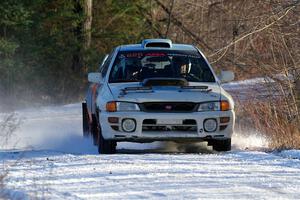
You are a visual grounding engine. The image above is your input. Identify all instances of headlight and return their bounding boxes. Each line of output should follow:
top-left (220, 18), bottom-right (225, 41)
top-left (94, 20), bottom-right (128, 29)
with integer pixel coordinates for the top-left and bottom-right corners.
top-left (106, 101), bottom-right (140, 112)
top-left (198, 102), bottom-right (220, 111)
top-left (198, 101), bottom-right (231, 111)
top-left (117, 102), bottom-right (140, 111)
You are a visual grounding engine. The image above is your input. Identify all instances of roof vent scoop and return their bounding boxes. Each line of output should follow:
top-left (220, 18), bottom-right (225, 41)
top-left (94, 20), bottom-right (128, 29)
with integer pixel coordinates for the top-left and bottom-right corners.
top-left (142, 39), bottom-right (172, 48)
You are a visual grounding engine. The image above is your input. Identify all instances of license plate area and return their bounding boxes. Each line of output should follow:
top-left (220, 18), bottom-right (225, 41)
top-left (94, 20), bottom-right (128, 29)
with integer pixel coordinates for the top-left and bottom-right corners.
top-left (157, 119), bottom-right (183, 125)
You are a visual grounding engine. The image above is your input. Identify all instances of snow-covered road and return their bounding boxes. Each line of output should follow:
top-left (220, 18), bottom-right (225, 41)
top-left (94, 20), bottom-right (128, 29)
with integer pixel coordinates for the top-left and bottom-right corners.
top-left (1, 102), bottom-right (300, 199)
top-left (2, 150), bottom-right (300, 199)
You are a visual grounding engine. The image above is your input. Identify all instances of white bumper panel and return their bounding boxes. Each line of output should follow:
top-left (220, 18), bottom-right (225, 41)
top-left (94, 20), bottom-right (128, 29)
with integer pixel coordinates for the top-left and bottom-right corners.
top-left (99, 111), bottom-right (235, 141)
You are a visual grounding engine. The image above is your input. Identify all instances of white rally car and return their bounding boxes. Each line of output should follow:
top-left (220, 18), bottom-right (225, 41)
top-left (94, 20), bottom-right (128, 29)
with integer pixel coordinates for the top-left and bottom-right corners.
top-left (82, 39), bottom-right (235, 154)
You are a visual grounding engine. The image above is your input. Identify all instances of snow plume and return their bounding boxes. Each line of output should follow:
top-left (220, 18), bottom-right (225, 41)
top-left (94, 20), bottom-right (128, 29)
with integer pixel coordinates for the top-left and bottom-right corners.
top-left (0, 104), bottom-right (97, 154)
top-left (232, 131), bottom-right (269, 150)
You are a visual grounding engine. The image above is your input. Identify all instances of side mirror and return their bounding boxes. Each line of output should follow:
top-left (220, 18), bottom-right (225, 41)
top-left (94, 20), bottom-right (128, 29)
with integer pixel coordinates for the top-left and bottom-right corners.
top-left (219, 70), bottom-right (234, 83)
top-left (88, 73), bottom-right (103, 83)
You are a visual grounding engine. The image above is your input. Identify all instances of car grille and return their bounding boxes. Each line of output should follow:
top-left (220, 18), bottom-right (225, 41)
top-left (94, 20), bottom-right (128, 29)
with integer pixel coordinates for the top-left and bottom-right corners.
top-left (140, 102), bottom-right (197, 112)
top-left (142, 119), bottom-right (197, 133)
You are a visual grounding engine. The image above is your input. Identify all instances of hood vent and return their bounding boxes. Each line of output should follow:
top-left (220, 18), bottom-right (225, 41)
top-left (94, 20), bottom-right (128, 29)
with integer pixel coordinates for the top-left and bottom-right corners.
top-left (142, 39), bottom-right (172, 48)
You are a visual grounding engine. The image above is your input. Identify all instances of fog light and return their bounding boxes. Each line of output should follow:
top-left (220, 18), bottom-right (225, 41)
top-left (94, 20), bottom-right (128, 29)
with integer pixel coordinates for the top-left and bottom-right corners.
top-left (122, 119), bottom-right (136, 132)
top-left (204, 119), bottom-right (217, 132)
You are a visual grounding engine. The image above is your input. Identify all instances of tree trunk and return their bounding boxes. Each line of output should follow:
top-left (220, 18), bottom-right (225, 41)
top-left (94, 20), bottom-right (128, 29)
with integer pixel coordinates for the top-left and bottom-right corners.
top-left (83, 0), bottom-right (92, 49)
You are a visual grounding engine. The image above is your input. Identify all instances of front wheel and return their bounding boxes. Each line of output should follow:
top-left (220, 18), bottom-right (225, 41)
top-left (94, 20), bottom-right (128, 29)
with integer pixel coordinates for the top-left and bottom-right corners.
top-left (209, 139), bottom-right (231, 152)
top-left (96, 121), bottom-right (116, 154)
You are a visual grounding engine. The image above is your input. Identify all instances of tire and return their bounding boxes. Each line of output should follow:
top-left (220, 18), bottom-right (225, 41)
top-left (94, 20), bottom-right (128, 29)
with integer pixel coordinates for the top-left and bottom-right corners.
top-left (93, 118), bottom-right (116, 154)
top-left (98, 129), bottom-right (117, 154)
top-left (82, 102), bottom-right (90, 138)
top-left (210, 139), bottom-right (231, 152)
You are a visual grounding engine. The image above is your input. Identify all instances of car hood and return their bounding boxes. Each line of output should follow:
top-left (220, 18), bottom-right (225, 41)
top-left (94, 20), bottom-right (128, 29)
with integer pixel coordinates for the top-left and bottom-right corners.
top-left (108, 82), bottom-right (221, 103)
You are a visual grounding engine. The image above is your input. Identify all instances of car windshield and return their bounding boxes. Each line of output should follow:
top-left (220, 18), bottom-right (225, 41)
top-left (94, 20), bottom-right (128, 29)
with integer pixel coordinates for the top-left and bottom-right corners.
top-left (109, 50), bottom-right (215, 83)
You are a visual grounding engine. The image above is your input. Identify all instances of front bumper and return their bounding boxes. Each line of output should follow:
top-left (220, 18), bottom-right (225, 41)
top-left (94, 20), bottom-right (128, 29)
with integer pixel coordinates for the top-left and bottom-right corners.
top-left (99, 110), bottom-right (235, 142)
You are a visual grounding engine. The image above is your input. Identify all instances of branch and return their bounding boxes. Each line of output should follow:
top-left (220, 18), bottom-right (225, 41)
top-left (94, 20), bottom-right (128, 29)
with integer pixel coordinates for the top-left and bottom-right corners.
top-left (153, 0), bottom-right (213, 51)
top-left (164, 0), bottom-right (175, 38)
top-left (209, 5), bottom-right (296, 58)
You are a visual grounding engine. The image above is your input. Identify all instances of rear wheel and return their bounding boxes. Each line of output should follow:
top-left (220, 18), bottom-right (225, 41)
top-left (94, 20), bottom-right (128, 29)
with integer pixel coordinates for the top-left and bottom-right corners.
top-left (82, 102), bottom-right (90, 138)
top-left (210, 139), bottom-right (231, 152)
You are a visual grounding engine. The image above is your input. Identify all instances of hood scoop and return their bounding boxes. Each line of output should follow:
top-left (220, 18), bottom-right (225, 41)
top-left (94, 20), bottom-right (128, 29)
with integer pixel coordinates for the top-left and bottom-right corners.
top-left (142, 78), bottom-right (188, 87)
